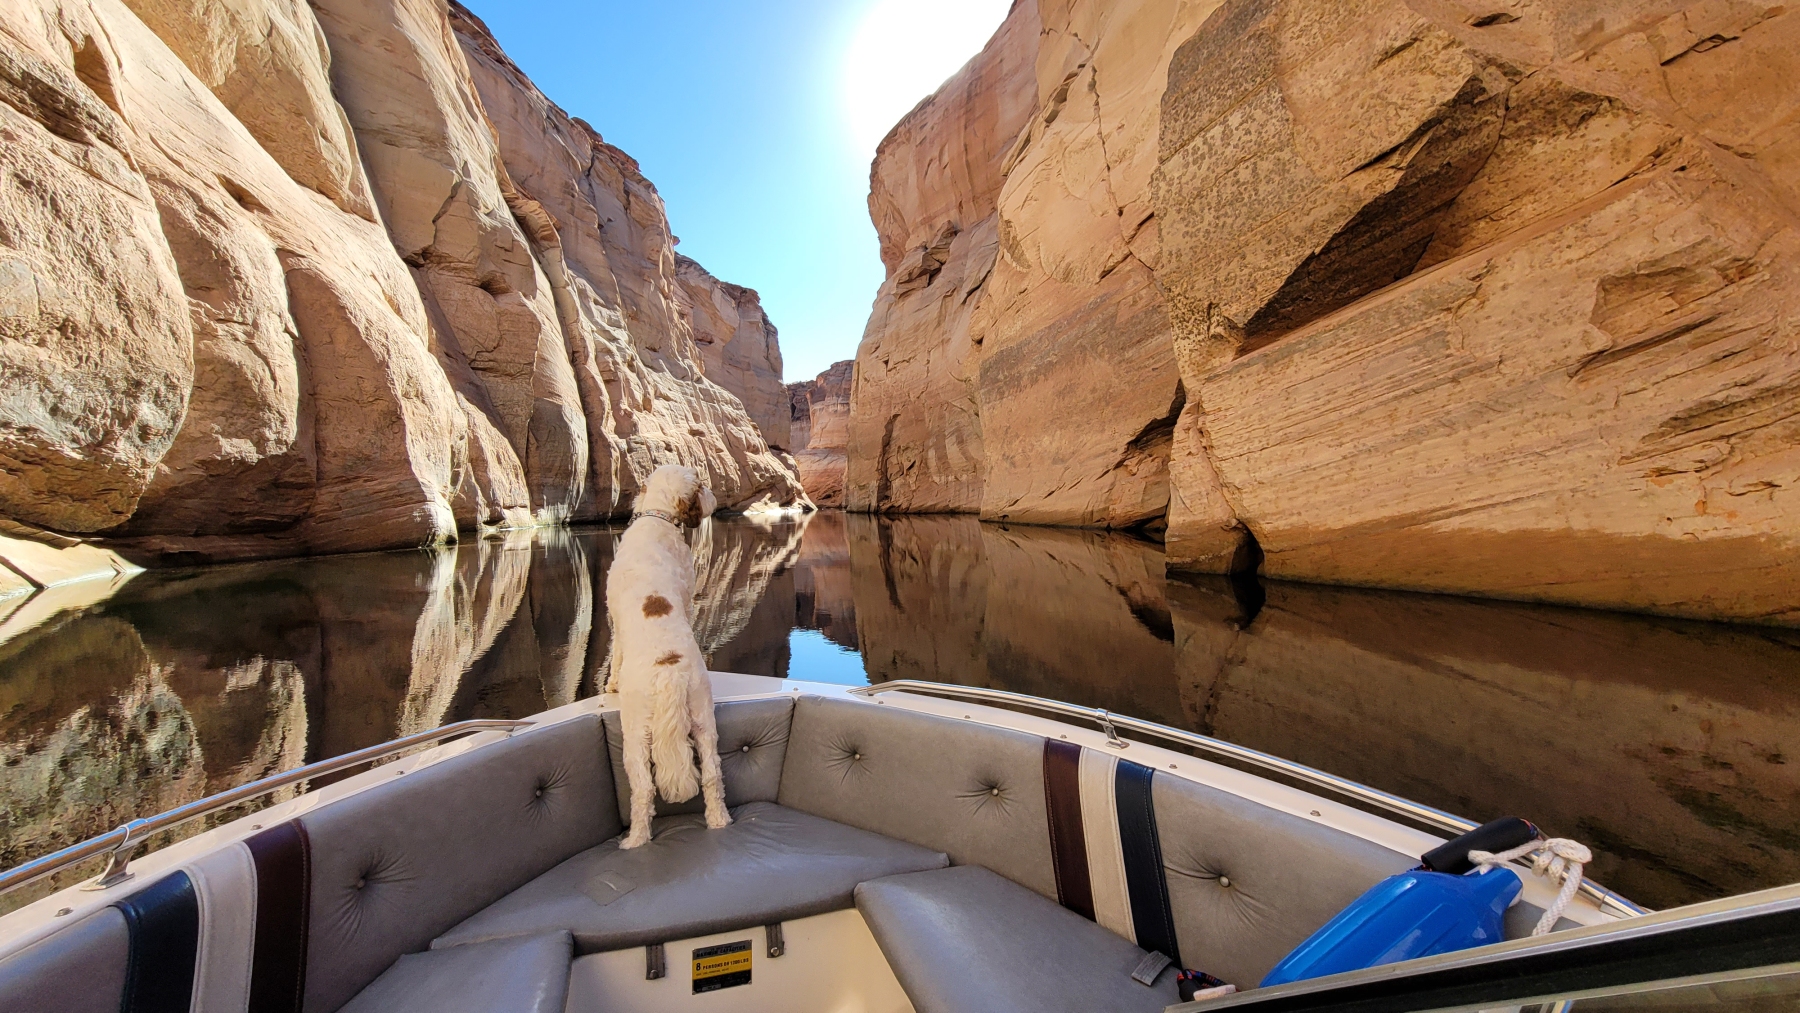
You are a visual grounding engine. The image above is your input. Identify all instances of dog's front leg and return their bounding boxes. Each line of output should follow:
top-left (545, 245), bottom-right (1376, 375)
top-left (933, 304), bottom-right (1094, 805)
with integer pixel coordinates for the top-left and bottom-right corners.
top-left (620, 723), bottom-right (657, 849)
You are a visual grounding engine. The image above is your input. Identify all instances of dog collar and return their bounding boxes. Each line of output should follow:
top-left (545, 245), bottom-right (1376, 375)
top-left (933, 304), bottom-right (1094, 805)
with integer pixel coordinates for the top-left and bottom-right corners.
top-left (633, 509), bottom-right (684, 528)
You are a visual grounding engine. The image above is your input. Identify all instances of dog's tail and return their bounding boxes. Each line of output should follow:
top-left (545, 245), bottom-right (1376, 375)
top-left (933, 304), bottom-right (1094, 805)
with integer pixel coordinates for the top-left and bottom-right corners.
top-left (649, 668), bottom-right (701, 803)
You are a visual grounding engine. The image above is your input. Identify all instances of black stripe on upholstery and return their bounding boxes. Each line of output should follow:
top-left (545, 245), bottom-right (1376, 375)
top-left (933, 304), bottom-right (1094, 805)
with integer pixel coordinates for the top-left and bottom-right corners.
top-left (1115, 759), bottom-right (1181, 966)
top-left (247, 821), bottom-right (311, 1013)
top-left (115, 870), bottom-right (200, 1013)
top-left (1043, 739), bottom-right (1094, 920)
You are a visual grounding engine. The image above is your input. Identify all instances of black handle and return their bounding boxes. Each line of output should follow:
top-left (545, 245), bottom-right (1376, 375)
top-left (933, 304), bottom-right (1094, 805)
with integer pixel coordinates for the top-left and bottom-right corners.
top-left (1420, 817), bottom-right (1541, 875)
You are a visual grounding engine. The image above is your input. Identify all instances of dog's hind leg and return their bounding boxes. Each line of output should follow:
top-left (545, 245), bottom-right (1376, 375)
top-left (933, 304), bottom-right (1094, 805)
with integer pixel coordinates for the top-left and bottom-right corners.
top-left (603, 621), bottom-right (622, 695)
top-left (621, 721), bottom-right (657, 849)
top-left (691, 680), bottom-right (732, 830)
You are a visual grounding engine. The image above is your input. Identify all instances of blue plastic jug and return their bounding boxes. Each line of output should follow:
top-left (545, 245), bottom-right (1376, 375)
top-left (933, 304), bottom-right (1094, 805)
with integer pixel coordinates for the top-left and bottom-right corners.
top-left (1260, 866), bottom-right (1522, 987)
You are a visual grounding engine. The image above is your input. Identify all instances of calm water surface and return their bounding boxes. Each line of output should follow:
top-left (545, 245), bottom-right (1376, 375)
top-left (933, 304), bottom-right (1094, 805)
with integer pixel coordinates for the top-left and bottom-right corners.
top-left (3, 512), bottom-right (1798, 914)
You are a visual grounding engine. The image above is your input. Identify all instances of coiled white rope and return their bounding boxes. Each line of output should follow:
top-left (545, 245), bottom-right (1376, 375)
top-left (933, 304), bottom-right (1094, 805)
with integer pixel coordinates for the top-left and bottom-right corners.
top-left (1469, 838), bottom-right (1593, 936)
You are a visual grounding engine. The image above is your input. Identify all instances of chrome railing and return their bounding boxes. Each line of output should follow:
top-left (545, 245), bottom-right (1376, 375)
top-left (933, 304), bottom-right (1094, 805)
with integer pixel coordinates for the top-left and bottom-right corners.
top-left (0, 718), bottom-right (534, 899)
top-left (849, 680), bottom-right (1649, 917)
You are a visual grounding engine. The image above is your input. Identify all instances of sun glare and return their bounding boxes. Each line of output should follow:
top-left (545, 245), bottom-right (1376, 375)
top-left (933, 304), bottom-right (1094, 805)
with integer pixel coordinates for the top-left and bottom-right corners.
top-left (842, 0), bottom-right (1013, 158)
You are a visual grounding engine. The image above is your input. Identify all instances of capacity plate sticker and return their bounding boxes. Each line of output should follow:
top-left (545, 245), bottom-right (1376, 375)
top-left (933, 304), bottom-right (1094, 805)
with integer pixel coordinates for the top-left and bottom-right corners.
top-left (692, 940), bottom-right (753, 993)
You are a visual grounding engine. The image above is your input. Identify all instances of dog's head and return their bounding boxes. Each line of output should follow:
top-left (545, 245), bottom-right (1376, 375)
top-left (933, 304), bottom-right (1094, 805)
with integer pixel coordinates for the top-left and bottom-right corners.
top-left (639, 464), bottom-right (717, 527)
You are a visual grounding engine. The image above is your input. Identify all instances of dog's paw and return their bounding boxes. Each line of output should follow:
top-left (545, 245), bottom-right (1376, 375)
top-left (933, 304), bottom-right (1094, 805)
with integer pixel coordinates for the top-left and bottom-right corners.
top-left (705, 811), bottom-right (733, 830)
top-left (620, 828), bottom-right (652, 850)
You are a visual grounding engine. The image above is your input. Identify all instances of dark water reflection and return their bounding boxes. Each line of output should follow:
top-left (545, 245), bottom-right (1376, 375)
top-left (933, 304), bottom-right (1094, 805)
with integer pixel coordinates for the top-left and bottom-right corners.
top-left (3, 513), bottom-right (1798, 914)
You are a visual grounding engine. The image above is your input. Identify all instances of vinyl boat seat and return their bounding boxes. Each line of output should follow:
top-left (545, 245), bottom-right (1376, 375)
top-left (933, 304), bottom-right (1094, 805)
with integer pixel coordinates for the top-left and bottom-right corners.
top-left (432, 800), bottom-right (949, 954)
top-left (337, 931), bottom-right (573, 1013)
top-left (0, 692), bottom-right (1424, 1013)
top-left (856, 865), bottom-right (1181, 1013)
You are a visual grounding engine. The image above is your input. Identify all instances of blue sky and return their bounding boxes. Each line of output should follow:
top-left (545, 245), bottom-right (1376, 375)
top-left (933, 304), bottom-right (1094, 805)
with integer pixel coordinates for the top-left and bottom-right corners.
top-left (459, 0), bottom-right (1012, 383)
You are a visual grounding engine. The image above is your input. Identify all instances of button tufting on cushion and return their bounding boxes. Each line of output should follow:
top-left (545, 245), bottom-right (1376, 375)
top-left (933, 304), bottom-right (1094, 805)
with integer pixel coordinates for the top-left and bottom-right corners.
top-left (1152, 768), bottom-right (1414, 987)
top-left (778, 695), bottom-right (1056, 900)
top-left (298, 715), bottom-right (615, 1013)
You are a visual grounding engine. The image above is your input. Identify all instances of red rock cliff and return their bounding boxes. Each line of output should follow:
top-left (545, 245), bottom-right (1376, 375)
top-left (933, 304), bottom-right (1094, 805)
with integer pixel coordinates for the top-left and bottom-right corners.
top-left (789, 360), bottom-right (853, 506)
top-left (0, 0), bottom-right (804, 573)
top-left (851, 0), bottom-right (1800, 625)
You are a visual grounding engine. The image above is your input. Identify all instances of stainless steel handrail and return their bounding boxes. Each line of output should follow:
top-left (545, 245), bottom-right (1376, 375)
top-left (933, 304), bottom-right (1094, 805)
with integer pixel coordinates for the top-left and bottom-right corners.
top-left (850, 680), bottom-right (1649, 917)
top-left (0, 718), bottom-right (534, 899)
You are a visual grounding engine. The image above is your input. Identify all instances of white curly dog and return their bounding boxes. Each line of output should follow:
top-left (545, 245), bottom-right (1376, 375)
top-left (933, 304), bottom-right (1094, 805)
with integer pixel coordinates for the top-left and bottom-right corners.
top-left (605, 464), bottom-right (728, 849)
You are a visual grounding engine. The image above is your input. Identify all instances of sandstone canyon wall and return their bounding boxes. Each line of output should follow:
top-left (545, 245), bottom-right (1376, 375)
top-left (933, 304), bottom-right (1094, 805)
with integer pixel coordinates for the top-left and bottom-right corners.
top-left (675, 254), bottom-right (792, 451)
top-left (0, 0), bottom-right (802, 577)
top-left (788, 360), bottom-right (852, 506)
top-left (851, 0), bottom-right (1800, 625)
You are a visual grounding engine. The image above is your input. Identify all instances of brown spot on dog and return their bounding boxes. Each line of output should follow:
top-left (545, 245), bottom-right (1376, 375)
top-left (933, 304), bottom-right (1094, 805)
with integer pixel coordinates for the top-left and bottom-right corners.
top-left (676, 493), bottom-right (702, 527)
top-left (655, 651), bottom-right (683, 666)
top-left (642, 594), bottom-right (674, 618)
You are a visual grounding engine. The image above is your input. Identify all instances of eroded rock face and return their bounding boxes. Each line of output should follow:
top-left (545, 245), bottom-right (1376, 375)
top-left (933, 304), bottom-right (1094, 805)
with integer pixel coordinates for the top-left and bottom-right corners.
top-left (0, 0), bottom-right (801, 565)
top-left (1157, 0), bottom-right (1800, 623)
top-left (856, 0), bottom-right (1800, 623)
top-left (451, 4), bottom-right (805, 518)
top-left (846, 3), bottom-right (1041, 514)
top-left (788, 360), bottom-right (852, 506)
top-left (849, 0), bottom-right (1218, 529)
top-left (676, 256), bottom-right (791, 451)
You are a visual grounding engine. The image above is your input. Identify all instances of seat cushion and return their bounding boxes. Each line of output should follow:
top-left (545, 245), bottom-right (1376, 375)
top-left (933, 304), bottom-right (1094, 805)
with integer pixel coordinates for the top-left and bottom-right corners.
top-left (433, 801), bottom-right (949, 953)
top-left (856, 865), bottom-right (1180, 1013)
top-left (299, 714), bottom-right (617, 1013)
top-left (778, 694), bottom-right (1057, 900)
top-left (337, 931), bottom-right (572, 1013)
top-left (0, 907), bottom-right (129, 1013)
top-left (1152, 771), bottom-right (1415, 986)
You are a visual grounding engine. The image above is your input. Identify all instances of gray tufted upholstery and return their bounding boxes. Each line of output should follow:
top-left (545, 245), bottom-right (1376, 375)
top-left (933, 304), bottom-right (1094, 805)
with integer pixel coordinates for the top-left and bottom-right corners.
top-left (433, 800), bottom-right (947, 953)
top-left (0, 907), bottom-right (129, 1013)
top-left (336, 931), bottom-right (573, 1013)
top-left (300, 715), bottom-right (617, 1013)
top-left (602, 696), bottom-right (793, 823)
top-left (1152, 772), bottom-right (1415, 987)
top-left (856, 865), bottom-right (1179, 1013)
top-left (778, 695), bottom-right (1057, 899)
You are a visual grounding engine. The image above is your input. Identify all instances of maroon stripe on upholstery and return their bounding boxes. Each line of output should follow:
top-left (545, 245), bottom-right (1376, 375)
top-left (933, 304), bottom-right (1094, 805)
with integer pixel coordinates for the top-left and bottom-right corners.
top-left (246, 821), bottom-right (310, 1013)
top-left (1043, 738), bottom-right (1094, 920)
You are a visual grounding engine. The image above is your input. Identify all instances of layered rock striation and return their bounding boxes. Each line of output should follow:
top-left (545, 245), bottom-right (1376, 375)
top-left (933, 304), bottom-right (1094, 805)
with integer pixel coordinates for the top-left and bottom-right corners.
top-left (851, 0), bottom-right (1800, 624)
top-left (675, 255), bottom-right (791, 451)
top-left (0, 0), bottom-right (802, 570)
top-left (788, 360), bottom-right (853, 506)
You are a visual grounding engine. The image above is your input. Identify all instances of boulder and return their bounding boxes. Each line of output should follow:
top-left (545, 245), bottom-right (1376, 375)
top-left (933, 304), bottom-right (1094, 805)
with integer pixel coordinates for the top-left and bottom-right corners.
top-left (0, 533), bottom-right (138, 589)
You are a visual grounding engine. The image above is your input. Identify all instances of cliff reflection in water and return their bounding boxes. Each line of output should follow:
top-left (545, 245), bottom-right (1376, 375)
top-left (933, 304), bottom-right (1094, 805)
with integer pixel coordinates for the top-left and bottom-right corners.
top-left (3, 513), bottom-right (1799, 914)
